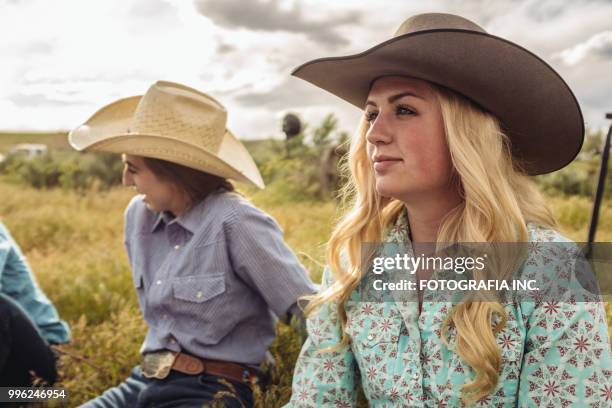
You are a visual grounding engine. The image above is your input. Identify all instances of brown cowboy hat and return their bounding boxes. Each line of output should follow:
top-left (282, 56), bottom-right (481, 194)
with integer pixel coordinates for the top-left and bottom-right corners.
top-left (292, 13), bottom-right (584, 175)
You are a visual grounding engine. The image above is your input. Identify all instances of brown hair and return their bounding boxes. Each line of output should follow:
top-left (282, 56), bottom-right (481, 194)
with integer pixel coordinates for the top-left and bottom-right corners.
top-left (142, 157), bottom-right (235, 209)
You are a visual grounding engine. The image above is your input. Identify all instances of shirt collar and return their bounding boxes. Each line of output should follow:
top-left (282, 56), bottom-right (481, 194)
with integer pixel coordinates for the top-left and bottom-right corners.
top-left (149, 192), bottom-right (216, 234)
top-left (176, 197), bottom-right (208, 233)
top-left (150, 211), bottom-right (175, 233)
top-left (385, 206), bottom-right (412, 244)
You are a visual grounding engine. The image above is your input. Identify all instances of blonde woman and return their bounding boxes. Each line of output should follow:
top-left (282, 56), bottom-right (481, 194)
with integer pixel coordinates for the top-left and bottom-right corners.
top-left (285, 13), bottom-right (612, 407)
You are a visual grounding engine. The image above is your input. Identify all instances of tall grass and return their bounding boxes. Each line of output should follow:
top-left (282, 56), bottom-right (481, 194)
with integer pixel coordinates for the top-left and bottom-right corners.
top-left (0, 181), bottom-right (610, 407)
top-left (0, 181), bottom-right (337, 406)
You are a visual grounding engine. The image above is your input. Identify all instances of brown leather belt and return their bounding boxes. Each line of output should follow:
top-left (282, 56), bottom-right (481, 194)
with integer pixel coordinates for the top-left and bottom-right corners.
top-left (141, 350), bottom-right (260, 386)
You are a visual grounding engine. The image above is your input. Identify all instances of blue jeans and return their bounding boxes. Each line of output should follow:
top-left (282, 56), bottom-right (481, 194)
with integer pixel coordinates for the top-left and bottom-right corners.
top-left (79, 365), bottom-right (253, 408)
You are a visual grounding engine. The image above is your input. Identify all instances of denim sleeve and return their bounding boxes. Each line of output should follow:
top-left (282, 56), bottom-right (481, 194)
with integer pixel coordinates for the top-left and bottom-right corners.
top-left (285, 267), bottom-right (358, 407)
top-left (0, 222), bottom-right (12, 289)
top-left (0, 241), bottom-right (8, 291)
top-left (0, 222), bottom-right (70, 344)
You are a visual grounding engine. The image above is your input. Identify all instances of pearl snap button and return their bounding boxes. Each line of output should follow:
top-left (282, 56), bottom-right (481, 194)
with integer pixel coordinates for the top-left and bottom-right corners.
top-left (196, 291), bottom-right (203, 299)
top-left (367, 333), bottom-right (375, 340)
top-left (156, 280), bottom-right (162, 285)
top-left (174, 245), bottom-right (180, 250)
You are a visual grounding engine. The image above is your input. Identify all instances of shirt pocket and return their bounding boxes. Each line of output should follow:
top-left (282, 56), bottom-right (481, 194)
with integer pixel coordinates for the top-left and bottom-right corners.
top-left (345, 304), bottom-right (403, 387)
top-left (172, 274), bottom-right (225, 303)
top-left (170, 274), bottom-right (232, 345)
top-left (359, 318), bottom-right (401, 347)
top-left (346, 304), bottom-right (402, 347)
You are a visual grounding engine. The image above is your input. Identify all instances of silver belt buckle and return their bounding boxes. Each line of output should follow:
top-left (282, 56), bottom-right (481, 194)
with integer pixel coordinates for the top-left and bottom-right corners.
top-left (141, 350), bottom-right (178, 379)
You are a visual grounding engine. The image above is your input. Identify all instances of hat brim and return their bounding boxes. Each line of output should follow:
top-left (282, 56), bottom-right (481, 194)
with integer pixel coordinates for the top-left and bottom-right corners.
top-left (292, 29), bottom-right (584, 175)
top-left (68, 96), bottom-right (265, 189)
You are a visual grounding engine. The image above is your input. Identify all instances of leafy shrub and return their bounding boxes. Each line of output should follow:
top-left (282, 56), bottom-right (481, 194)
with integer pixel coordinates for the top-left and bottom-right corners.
top-left (534, 150), bottom-right (611, 199)
top-left (0, 151), bottom-right (123, 190)
top-left (255, 114), bottom-right (349, 203)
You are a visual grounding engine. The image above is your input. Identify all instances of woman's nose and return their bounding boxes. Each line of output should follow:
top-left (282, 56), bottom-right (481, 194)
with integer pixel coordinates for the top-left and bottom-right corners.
top-left (365, 113), bottom-right (393, 145)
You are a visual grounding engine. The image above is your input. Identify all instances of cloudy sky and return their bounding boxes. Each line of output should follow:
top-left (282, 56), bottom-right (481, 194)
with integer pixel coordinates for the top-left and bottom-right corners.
top-left (1, 0), bottom-right (611, 139)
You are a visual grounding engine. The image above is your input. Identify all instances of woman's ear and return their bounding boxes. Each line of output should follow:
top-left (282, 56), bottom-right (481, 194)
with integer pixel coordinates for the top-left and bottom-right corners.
top-left (173, 186), bottom-right (192, 213)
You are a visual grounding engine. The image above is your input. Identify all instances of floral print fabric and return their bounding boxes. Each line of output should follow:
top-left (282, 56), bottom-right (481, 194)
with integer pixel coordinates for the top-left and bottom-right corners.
top-left (286, 211), bottom-right (612, 407)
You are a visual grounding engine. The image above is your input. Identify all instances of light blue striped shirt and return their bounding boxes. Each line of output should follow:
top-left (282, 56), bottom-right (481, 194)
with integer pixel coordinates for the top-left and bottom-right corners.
top-left (124, 189), bottom-right (316, 365)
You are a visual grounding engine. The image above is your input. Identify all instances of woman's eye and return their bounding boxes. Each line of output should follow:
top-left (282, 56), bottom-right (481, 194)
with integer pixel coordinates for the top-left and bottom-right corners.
top-left (364, 111), bottom-right (378, 123)
top-left (397, 105), bottom-right (416, 115)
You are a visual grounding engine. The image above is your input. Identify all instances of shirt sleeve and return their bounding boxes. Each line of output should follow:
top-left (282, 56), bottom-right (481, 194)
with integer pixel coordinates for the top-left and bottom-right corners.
top-left (284, 267), bottom-right (358, 408)
top-left (227, 201), bottom-right (316, 317)
top-left (0, 241), bottom-right (8, 291)
top-left (0, 222), bottom-right (70, 344)
top-left (516, 232), bottom-right (612, 407)
top-left (517, 299), bottom-right (612, 407)
top-left (0, 222), bottom-right (13, 289)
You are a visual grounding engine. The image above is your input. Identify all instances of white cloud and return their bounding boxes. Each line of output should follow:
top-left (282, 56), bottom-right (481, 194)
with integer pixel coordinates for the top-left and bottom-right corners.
top-left (0, 0), bottom-right (610, 136)
top-left (555, 31), bottom-right (612, 65)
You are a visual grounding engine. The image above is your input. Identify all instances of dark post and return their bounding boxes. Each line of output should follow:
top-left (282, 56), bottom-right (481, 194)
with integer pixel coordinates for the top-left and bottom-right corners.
top-left (586, 113), bottom-right (612, 255)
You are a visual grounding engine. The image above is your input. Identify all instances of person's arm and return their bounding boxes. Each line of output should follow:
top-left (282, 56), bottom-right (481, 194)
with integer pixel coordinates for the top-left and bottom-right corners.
top-left (284, 267), bottom-right (358, 408)
top-left (0, 225), bottom-right (12, 290)
top-left (517, 299), bottom-right (612, 406)
top-left (516, 235), bottom-right (612, 406)
top-left (0, 223), bottom-right (69, 345)
top-left (226, 201), bottom-right (316, 318)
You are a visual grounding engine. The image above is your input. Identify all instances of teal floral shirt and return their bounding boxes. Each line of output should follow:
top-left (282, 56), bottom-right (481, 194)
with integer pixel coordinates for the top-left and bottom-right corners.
top-left (286, 212), bottom-right (612, 407)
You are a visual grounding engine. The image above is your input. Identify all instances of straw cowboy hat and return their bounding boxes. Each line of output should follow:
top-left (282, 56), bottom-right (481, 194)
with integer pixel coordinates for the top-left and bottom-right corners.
top-left (292, 13), bottom-right (584, 175)
top-left (69, 81), bottom-right (265, 189)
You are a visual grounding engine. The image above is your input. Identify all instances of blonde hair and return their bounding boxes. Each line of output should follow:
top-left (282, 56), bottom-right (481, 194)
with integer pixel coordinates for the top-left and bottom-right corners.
top-left (304, 82), bottom-right (558, 405)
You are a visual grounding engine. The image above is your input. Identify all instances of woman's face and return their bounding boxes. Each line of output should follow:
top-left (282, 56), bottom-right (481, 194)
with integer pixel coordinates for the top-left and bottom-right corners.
top-left (365, 76), bottom-right (455, 202)
top-left (122, 154), bottom-right (180, 214)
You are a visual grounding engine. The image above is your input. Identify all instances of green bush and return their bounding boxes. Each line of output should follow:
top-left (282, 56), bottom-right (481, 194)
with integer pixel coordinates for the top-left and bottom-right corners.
top-left (534, 155), bottom-right (611, 199)
top-left (4, 122), bottom-right (609, 201)
top-left (0, 151), bottom-right (123, 190)
top-left (256, 114), bottom-right (349, 203)
top-left (533, 127), bottom-right (611, 199)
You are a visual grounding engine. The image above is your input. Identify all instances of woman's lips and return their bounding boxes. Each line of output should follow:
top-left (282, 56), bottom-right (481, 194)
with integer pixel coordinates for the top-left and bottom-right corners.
top-left (374, 159), bottom-right (402, 172)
